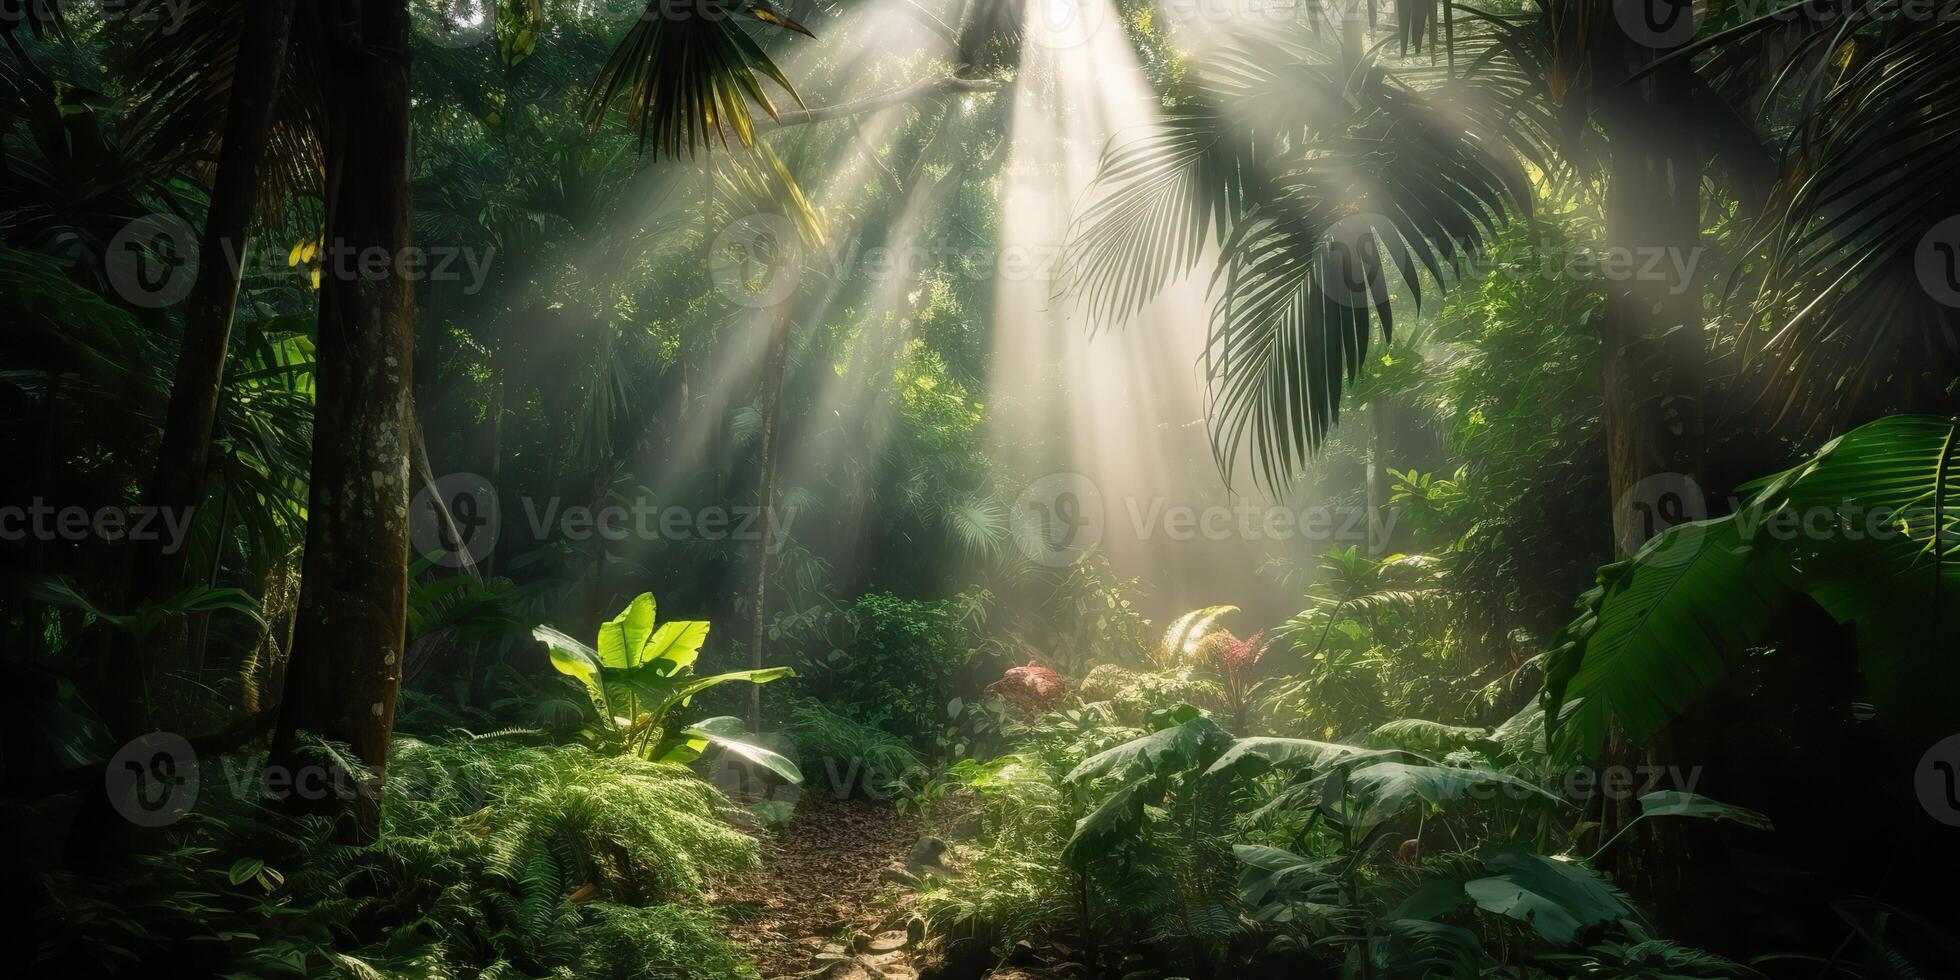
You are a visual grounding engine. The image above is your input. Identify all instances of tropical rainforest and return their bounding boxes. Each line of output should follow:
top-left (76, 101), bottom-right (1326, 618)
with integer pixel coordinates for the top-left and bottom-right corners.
top-left (3, 0), bottom-right (1959, 977)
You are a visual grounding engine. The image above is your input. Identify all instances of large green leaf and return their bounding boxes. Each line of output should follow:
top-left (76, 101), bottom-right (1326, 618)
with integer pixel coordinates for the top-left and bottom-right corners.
top-left (1744, 415), bottom-right (1960, 616)
top-left (1067, 716), bottom-right (1233, 785)
top-left (614, 665), bottom-right (794, 725)
top-left (660, 716), bottom-right (804, 785)
top-left (592, 593), bottom-right (712, 676)
top-left (1203, 736), bottom-right (1407, 780)
top-left (535, 625), bottom-right (615, 722)
top-left (1753, 416), bottom-right (1960, 736)
top-left (1366, 719), bottom-right (1493, 754)
top-left (1392, 878), bottom-right (1467, 921)
top-left (1234, 844), bottom-right (1341, 922)
top-left (1544, 416), bottom-right (1960, 756)
top-left (1636, 790), bottom-right (1772, 831)
top-left (1343, 762), bottom-right (1562, 825)
top-left (1542, 515), bottom-right (1792, 759)
top-left (1463, 847), bottom-right (1631, 945)
top-left (596, 593), bottom-right (658, 668)
top-left (1062, 777), bottom-right (1160, 870)
top-left (642, 620), bottom-right (711, 677)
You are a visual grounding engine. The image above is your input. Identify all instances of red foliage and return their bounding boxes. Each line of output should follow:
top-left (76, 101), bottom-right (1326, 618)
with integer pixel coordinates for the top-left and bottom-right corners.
top-left (988, 662), bottom-right (1070, 716)
top-left (1205, 629), bottom-right (1269, 679)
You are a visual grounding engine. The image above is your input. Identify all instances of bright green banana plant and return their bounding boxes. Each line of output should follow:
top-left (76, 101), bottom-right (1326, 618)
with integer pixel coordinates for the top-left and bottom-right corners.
top-left (534, 593), bottom-right (800, 784)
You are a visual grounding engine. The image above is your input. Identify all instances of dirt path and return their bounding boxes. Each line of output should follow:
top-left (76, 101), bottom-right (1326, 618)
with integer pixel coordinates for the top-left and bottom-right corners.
top-left (717, 798), bottom-right (927, 979)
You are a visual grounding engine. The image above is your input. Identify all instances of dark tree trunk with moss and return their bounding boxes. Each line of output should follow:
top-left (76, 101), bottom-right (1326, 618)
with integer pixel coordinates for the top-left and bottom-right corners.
top-left (269, 0), bottom-right (415, 840)
top-left (115, 0), bottom-right (298, 734)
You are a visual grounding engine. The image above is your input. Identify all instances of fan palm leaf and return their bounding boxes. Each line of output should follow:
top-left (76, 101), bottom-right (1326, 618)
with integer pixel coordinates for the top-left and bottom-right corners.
top-left (1065, 32), bottom-right (1530, 488)
top-left (587, 0), bottom-right (812, 156)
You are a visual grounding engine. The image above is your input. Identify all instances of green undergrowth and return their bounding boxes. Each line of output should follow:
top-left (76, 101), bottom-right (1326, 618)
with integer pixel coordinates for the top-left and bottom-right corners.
top-left (915, 753), bottom-right (1077, 955)
top-left (778, 697), bottom-right (926, 797)
top-left (32, 735), bottom-right (761, 979)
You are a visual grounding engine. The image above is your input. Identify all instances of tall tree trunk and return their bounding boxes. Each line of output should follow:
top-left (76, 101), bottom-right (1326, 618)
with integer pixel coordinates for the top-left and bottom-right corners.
top-left (1589, 24), bottom-right (1708, 892)
top-left (114, 0), bottom-right (298, 734)
top-left (269, 0), bottom-right (415, 841)
top-left (746, 308), bottom-right (794, 732)
top-left (1597, 32), bottom-right (1707, 560)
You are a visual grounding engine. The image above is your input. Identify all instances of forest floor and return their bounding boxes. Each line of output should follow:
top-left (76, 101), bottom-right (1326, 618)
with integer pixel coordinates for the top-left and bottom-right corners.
top-left (717, 798), bottom-right (927, 979)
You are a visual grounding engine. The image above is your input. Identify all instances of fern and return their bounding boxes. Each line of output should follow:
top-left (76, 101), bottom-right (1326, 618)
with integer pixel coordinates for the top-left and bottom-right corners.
top-left (31, 736), bottom-right (762, 978)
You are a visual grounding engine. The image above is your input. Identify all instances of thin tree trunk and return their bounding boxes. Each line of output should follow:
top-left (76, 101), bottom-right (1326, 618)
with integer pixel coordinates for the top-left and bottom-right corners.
top-left (487, 322), bottom-right (512, 577)
top-left (1367, 398), bottom-right (1389, 556)
top-left (114, 0), bottom-right (297, 734)
top-left (1342, 6), bottom-right (1363, 68)
top-left (746, 308), bottom-right (794, 732)
top-left (269, 0), bottom-right (415, 841)
top-left (185, 483), bottom-right (234, 693)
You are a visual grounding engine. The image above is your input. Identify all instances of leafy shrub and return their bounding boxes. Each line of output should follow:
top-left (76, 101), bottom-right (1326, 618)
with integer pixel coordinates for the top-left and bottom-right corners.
top-left (1078, 663), bottom-right (1137, 703)
top-left (778, 697), bottom-right (925, 798)
top-left (916, 754), bottom-right (1079, 956)
top-left (1092, 666), bottom-right (1225, 727)
top-left (801, 592), bottom-right (974, 744)
top-left (31, 735), bottom-right (761, 978)
top-left (923, 700), bottom-right (1766, 978)
top-left (385, 736), bottom-right (760, 902)
top-left (573, 903), bottom-right (760, 980)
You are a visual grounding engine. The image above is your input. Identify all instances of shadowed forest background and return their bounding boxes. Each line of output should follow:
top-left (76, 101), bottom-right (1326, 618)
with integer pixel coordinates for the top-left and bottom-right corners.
top-left (3, 0), bottom-right (1960, 977)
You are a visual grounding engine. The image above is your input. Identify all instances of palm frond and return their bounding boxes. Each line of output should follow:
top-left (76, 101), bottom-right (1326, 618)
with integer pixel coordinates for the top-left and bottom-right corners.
top-left (587, 0), bottom-right (811, 157)
top-left (1729, 12), bottom-right (1960, 423)
top-left (1064, 106), bottom-right (1258, 326)
top-left (118, 0), bottom-right (327, 221)
top-left (1066, 32), bottom-right (1530, 488)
